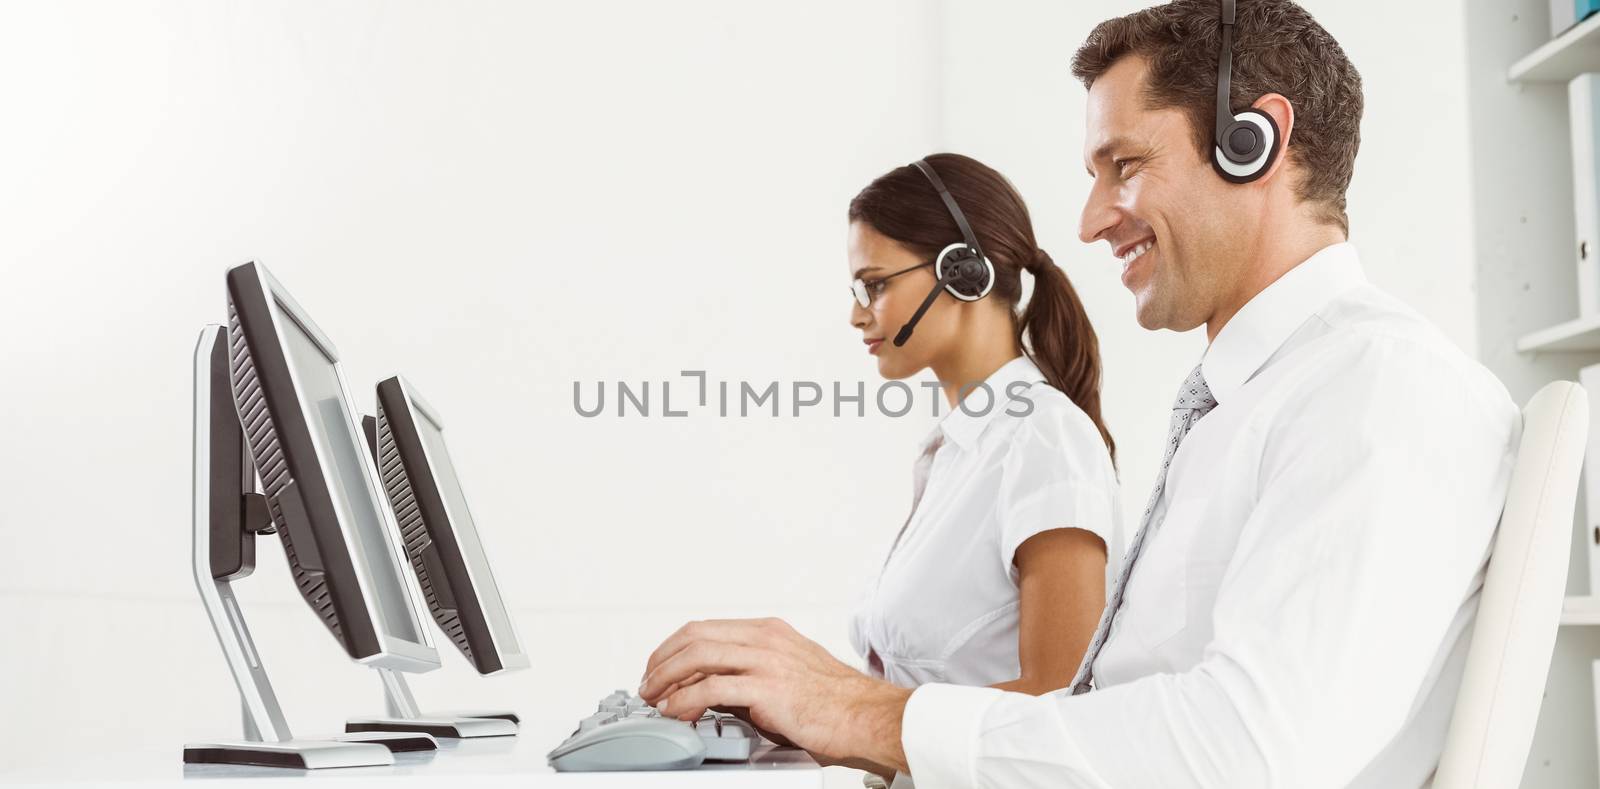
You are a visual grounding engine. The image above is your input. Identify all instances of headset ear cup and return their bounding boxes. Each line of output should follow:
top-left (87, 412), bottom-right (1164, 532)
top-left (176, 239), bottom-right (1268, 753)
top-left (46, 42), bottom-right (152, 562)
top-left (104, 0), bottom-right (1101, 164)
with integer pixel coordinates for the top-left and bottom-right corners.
top-left (972, 256), bottom-right (996, 299)
top-left (935, 244), bottom-right (995, 301)
top-left (955, 257), bottom-right (994, 300)
top-left (1211, 109), bottom-right (1280, 184)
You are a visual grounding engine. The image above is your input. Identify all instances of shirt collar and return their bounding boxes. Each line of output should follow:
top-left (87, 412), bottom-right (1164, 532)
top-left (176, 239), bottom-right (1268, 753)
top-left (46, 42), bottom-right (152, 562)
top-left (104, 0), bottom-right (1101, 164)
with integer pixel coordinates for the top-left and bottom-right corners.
top-left (1201, 242), bottom-right (1367, 404)
top-left (923, 355), bottom-right (1048, 453)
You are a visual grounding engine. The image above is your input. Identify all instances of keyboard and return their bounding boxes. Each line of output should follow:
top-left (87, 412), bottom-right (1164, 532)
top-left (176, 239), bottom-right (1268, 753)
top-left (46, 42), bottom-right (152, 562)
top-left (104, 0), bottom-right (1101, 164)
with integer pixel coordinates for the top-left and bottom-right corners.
top-left (547, 690), bottom-right (761, 771)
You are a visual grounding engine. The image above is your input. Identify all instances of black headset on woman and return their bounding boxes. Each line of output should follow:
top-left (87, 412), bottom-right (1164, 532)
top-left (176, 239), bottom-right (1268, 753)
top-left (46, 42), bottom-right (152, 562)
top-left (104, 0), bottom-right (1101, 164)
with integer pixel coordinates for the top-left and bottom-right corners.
top-left (891, 159), bottom-right (997, 347)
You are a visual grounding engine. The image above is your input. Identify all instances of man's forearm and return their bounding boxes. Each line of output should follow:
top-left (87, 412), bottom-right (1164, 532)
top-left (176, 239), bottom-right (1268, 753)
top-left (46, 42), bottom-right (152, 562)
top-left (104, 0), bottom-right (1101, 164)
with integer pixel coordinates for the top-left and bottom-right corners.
top-left (841, 681), bottom-right (914, 774)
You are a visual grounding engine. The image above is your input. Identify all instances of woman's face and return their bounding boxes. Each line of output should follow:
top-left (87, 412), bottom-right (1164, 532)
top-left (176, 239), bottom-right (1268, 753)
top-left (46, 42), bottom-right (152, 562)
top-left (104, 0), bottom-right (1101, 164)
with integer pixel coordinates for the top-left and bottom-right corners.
top-left (847, 221), bottom-right (959, 380)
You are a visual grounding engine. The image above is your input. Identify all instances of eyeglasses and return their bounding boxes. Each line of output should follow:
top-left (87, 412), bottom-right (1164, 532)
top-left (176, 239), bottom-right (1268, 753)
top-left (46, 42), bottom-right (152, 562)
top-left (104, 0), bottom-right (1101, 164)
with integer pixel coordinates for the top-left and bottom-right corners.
top-left (851, 261), bottom-right (932, 308)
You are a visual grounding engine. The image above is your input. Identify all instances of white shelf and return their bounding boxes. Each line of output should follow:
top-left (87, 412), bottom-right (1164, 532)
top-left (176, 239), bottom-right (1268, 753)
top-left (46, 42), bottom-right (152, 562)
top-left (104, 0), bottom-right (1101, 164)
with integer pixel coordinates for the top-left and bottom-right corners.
top-left (1516, 314), bottom-right (1600, 352)
top-left (1564, 596), bottom-right (1600, 625)
top-left (1511, 13), bottom-right (1600, 83)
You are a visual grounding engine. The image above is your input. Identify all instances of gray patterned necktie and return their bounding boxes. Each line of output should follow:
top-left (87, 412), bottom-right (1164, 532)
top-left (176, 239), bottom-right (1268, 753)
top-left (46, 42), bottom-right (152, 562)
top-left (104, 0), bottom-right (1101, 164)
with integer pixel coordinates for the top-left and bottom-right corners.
top-left (1069, 364), bottom-right (1217, 694)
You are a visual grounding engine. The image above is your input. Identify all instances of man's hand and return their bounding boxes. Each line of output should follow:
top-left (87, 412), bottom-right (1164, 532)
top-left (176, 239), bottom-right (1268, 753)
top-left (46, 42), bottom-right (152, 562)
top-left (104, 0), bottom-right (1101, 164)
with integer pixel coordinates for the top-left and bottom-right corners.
top-left (638, 617), bottom-right (913, 772)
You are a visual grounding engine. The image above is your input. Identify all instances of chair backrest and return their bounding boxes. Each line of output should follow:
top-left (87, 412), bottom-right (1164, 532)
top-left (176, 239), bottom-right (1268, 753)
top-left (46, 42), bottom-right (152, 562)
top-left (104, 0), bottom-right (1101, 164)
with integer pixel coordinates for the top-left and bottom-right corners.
top-left (1435, 381), bottom-right (1589, 788)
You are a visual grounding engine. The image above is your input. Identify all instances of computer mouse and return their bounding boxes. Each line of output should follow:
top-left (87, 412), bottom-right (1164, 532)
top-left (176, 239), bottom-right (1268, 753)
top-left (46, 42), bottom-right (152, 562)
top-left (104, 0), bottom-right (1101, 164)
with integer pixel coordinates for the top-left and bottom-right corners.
top-left (547, 717), bottom-right (707, 772)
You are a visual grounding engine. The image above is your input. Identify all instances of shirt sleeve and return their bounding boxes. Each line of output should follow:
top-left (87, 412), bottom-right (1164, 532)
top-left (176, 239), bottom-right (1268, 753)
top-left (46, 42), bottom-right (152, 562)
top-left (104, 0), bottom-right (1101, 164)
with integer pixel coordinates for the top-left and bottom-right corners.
top-left (903, 683), bottom-right (1113, 789)
top-left (902, 342), bottom-right (1520, 788)
top-left (996, 393), bottom-right (1119, 582)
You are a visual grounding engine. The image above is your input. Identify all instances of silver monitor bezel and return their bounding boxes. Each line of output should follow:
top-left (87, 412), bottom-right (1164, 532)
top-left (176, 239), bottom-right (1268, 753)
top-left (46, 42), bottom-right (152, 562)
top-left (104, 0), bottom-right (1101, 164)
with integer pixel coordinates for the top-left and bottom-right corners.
top-left (382, 375), bottom-right (530, 675)
top-left (241, 263), bottom-right (439, 672)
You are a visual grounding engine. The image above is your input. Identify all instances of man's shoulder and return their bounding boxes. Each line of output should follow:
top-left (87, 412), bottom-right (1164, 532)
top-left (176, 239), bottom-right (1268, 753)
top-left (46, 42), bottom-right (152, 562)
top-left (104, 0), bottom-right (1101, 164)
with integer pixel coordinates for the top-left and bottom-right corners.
top-left (1318, 283), bottom-right (1460, 355)
top-left (1247, 283), bottom-right (1522, 503)
top-left (1280, 284), bottom-right (1516, 419)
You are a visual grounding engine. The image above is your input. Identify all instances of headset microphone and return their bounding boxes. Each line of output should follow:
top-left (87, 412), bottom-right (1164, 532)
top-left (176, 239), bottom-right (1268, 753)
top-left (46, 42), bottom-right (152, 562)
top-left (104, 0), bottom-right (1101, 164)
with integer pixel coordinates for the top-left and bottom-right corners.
top-left (894, 267), bottom-right (965, 347)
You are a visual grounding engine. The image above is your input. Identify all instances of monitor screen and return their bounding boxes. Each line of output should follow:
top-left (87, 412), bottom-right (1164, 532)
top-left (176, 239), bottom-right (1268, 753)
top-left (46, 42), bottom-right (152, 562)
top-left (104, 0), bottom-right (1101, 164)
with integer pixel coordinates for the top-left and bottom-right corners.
top-left (277, 304), bottom-right (425, 647)
top-left (412, 406), bottom-right (523, 658)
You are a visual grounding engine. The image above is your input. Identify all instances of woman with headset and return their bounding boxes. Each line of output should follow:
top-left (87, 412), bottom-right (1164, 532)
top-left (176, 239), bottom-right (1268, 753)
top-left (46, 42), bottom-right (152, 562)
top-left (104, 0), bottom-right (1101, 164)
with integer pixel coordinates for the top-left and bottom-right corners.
top-left (641, 153), bottom-right (1120, 783)
top-left (843, 153), bottom-right (1120, 782)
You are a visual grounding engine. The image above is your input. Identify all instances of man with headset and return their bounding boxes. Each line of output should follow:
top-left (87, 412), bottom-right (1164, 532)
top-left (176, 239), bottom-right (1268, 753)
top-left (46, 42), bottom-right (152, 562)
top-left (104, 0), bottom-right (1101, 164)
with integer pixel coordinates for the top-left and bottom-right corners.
top-left (638, 1), bottom-right (1521, 786)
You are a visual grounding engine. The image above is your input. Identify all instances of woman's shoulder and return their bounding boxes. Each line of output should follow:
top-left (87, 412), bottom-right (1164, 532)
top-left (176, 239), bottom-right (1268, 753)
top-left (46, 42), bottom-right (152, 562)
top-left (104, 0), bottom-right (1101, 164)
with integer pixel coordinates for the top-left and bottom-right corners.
top-left (1001, 383), bottom-right (1108, 457)
top-left (992, 383), bottom-right (1121, 551)
top-left (1004, 382), bottom-right (1107, 438)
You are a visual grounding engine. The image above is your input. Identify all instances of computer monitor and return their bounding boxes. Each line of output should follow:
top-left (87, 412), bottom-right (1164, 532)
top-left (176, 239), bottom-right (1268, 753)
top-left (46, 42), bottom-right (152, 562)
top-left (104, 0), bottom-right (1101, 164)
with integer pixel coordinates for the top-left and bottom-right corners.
top-left (186, 262), bottom-right (446, 768)
top-left (224, 262), bottom-right (439, 671)
top-left (364, 376), bottom-right (529, 676)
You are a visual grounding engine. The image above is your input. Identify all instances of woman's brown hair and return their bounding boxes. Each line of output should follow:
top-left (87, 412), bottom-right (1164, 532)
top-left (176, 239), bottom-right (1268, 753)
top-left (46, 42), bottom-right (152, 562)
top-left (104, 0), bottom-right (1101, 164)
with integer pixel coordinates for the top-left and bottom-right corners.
top-left (848, 152), bottom-right (1115, 462)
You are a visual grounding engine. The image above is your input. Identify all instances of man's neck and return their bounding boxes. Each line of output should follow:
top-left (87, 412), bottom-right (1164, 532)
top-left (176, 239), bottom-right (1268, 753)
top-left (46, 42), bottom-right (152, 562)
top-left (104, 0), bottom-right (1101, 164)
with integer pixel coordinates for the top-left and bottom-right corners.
top-left (1205, 225), bottom-right (1347, 343)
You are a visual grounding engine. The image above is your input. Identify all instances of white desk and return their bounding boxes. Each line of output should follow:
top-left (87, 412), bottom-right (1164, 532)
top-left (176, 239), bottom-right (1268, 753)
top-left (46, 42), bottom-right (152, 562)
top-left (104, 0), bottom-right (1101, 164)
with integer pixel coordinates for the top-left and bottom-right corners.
top-left (0, 737), bottom-right (822, 787)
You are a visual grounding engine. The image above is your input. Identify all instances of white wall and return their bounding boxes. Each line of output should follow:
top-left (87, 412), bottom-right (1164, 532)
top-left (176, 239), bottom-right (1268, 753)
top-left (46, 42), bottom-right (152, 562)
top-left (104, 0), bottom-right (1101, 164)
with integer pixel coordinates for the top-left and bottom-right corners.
top-left (1, 0), bottom-right (1579, 786)
top-left (0, 1), bottom-right (943, 779)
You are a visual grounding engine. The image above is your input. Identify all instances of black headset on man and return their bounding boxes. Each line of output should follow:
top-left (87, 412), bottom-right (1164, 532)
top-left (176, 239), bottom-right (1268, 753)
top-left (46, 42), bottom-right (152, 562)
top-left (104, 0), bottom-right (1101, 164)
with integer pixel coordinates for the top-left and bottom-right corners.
top-left (1211, 0), bottom-right (1280, 183)
top-left (893, 0), bottom-right (1277, 347)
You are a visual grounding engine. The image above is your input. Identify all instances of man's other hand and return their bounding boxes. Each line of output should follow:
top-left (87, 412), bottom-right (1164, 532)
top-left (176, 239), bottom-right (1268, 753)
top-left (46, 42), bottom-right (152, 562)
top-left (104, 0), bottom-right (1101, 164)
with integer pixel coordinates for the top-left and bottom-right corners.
top-left (638, 617), bottom-right (912, 771)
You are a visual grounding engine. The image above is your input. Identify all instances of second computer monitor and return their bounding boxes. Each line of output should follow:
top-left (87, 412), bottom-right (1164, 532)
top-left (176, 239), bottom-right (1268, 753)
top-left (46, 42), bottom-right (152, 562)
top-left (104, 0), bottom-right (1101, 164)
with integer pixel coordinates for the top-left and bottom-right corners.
top-left (366, 376), bottom-right (529, 675)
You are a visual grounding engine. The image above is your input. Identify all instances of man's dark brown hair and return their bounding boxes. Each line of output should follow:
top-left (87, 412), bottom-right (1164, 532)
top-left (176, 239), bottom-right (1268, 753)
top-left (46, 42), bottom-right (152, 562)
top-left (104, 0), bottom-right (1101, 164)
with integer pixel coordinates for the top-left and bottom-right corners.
top-left (1071, 0), bottom-right (1362, 233)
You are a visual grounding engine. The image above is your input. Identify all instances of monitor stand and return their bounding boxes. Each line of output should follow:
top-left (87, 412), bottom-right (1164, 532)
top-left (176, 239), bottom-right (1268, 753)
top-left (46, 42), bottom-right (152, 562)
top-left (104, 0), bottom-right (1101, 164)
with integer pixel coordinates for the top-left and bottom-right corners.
top-left (345, 667), bottom-right (520, 739)
top-left (183, 325), bottom-right (436, 768)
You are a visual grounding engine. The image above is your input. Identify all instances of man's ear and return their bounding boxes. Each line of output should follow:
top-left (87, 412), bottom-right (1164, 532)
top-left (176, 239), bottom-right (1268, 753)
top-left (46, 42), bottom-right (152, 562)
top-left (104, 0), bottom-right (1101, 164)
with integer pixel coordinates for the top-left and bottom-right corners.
top-left (1251, 93), bottom-right (1295, 183)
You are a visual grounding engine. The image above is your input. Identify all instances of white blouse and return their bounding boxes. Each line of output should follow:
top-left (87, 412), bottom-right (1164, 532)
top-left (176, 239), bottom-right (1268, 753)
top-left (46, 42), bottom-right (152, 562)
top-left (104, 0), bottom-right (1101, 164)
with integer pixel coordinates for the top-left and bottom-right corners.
top-left (849, 355), bottom-right (1122, 690)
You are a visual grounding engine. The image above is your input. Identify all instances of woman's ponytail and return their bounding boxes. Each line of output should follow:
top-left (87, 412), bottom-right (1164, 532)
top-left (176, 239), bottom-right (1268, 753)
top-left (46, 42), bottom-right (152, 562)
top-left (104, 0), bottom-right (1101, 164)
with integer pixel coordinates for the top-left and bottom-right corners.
top-left (1020, 250), bottom-right (1116, 464)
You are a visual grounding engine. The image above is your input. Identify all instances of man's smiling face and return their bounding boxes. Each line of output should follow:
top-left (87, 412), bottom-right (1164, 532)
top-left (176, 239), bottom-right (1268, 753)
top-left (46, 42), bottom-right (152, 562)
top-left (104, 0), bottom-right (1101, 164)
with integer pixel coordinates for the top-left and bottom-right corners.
top-left (1078, 55), bottom-right (1253, 333)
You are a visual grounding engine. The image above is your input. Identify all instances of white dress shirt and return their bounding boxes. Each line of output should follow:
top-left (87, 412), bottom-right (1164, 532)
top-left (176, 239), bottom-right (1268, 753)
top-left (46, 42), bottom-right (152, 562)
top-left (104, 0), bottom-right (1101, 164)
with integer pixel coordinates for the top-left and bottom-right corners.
top-left (899, 243), bottom-right (1521, 788)
top-left (850, 355), bottom-right (1122, 690)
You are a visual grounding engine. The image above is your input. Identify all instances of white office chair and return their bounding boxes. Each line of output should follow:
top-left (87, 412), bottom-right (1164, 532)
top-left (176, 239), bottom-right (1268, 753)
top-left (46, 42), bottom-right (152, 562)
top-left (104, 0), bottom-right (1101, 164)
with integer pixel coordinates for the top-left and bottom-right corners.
top-left (1434, 381), bottom-right (1589, 789)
